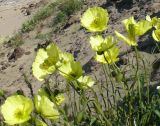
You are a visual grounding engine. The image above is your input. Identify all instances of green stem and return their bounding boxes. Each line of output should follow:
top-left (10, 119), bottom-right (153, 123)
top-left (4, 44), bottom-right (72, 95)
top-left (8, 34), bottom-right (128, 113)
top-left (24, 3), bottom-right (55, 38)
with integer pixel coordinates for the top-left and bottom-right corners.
top-left (89, 87), bottom-right (112, 126)
top-left (102, 64), bottom-right (112, 109)
top-left (141, 58), bottom-right (149, 103)
top-left (105, 64), bottom-right (117, 106)
top-left (134, 46), bottom-right (139, 85)
top-left (128, 92), bottom-right (133, 126)
top-left (45, 82), bottom-right (69, 122)
top-left (135, 47), bottom-right (143, 112)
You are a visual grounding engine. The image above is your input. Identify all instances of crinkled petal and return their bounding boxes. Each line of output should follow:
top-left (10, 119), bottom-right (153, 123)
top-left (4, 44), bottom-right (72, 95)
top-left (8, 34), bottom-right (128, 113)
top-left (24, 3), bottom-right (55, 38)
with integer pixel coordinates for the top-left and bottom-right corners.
top-left (1, 95), bottom-right (33, 125)
top-left (59, 61), bottom-right (83, 80)
top-left (115, 31), bottom-right (137, 46)
top-left (152, 29), bottom-right (160, 42)
top-left (77, 76), bottom-right (94, 89)
top-left (81, 7), bottom-right (109, 32)
top-left (32, 49), bottom-right (49, 81)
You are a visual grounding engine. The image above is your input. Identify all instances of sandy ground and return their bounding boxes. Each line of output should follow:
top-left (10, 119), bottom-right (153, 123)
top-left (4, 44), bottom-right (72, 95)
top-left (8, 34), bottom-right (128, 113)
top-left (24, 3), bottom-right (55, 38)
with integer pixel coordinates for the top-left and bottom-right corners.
top-left (0, 0), bottom-right (159, 97)
top-left (0, 0), bottom-right (41, 37)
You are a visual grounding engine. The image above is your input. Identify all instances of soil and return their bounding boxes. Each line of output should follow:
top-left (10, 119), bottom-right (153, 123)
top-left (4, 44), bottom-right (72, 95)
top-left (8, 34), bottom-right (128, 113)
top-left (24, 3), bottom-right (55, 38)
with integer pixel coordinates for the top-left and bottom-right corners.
top-left (0, 0), bottom-right (46, 37)
top-left (0, 0), bottom-right (160, 97)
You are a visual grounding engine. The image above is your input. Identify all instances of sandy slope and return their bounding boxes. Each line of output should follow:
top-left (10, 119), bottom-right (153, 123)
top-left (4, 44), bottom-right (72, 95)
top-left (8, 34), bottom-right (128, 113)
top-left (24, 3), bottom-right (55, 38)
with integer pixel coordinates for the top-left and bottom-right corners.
top-left (0, 0), bottom-right (41, 37)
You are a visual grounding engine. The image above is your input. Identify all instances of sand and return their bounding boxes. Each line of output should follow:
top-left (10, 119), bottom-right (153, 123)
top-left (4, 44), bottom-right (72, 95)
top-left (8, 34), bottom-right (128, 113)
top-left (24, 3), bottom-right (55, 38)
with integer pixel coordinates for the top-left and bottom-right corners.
top-left (0, 0), bottom-right (41, 37)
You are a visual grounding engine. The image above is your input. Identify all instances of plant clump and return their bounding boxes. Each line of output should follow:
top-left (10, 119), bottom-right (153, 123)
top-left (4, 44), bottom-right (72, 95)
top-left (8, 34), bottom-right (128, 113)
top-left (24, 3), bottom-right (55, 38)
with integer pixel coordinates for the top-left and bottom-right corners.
top-left (1, 5), bottom-right (160, 126)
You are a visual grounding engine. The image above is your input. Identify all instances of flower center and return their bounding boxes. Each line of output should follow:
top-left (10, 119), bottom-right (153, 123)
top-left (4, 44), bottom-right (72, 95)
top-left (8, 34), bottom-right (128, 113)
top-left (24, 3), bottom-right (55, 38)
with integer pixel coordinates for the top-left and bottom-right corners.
top-left (14, 109), bottom-right (23, 119)
top-left (40, 59), bottom-right (53, 69)
top-left (93, 18), bottom-right (99, 25)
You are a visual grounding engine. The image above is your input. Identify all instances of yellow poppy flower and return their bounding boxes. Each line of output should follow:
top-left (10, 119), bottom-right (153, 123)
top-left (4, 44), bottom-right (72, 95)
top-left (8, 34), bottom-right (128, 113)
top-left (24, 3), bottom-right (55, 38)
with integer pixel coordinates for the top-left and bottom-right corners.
top-left (77, 75), bottom-right (94, 89)
top-left (152, 17), bottom-right (160, 29)
top-left (135, 20), bottom-right (152, 36)
top-left (56, 52), bottom-right (74, 67)
top-left (123, 17), bottom-right (151, 36)
top-left (40, 44), bottom-right (60, 73)
top-left (32, 49), bottom-right (49, 81)
top-left (146, 16), bottom-right (160, 42)
top-left (115, 31), bottom-right (137, 46)
top-left (54, 93), bottom-right (65, 105)
top-left (34, 95), bottom-right (60, 120)
top-left (37, 88), bottom-right (65, 106)
top-left (95, 47), bottom-right (119, 64)
top-left (116, 17), bottom-right (152, 46)
top-left (58, 61), bottom-right (83, 80)
top-left (146, 16), bottom-right (160, 29)
top-left (32, 44), bottom-right (61, 81)
top-left (152, 29), bottom-right (160, 42)
top-left (1, 95), bottom-right (33, 125)
top-left (89, 35), bottom-right (115, 52)
top-left (122, 16), bottom-right (136, 33)
top-left (81, 7), bottom-right (109, 32)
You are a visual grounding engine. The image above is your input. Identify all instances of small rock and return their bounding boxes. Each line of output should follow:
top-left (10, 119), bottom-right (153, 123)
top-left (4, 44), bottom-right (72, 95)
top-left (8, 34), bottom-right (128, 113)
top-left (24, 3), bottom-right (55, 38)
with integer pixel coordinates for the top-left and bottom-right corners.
top-left (25, 51), bottom-right (31, 55)
top-left (28, 3), bottom-right (36, 8)
top-left (8, 47), bottom-right (24, 62)
top-left (21, 7), bottom-right (31, 16)
top-left (19, 66), bottom-right (23, 71)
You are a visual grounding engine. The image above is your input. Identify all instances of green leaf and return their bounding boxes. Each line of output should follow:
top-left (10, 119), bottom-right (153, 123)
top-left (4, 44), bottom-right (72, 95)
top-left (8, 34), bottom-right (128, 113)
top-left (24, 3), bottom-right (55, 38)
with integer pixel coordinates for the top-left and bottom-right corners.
top-left (0, 89), bottom-right (4, 97)
top-left (154, 110), bottom-right (160, 118)
top-left (76, 112), bottom-right (84, 123)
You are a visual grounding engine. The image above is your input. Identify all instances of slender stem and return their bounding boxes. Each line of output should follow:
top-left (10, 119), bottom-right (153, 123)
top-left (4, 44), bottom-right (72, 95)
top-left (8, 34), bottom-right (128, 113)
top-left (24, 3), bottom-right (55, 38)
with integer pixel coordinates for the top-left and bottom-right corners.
top-left (89, 87), bottom-right (112, 125)
top-left (105, 63), bottom-right (116, 106)
top-left (134, 46), bottom-right (144, 124)
top-left (141, 58), bottom-right (149, 103)
top-left (96, 68), bottom-right (107, 109)
top-left (45, 82), bottom-right (69, 122)
top-left (102, 64), bottom-right (112, 110)
top-left (128, 92), bottom-right (133, 126)
top-left (23, 73), bottom-right (34, 98)
top-left (134, 46), bottom-right (139, 85)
